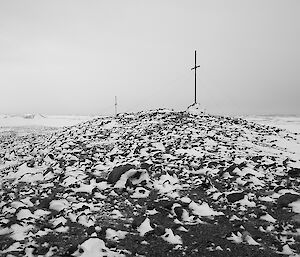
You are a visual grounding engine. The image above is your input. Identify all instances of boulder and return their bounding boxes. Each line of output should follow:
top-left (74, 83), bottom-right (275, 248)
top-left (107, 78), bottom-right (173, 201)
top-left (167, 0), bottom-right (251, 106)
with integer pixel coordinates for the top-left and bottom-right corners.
top-left (288, 168), bottom-right (300, 178)
top-left (38, 197), bottom-right (52, 209)
top-left (227, 192), bottom-right (245, 203)
top-left (107, 164), bottom-right (135, 184)
top-left (223, 164), bottom-right (237, 176)
top-left (174, 206), bottom-right (184, 220)
top-left (157, 200), bottom-right (174, 211)
top-left (292, 214), bottom-right (300, 224)
top-left (48, 153), bottom-right (54, 160)
top-left (132, 216), bottom-right (146, 229)
top-left (277, 193), bottom-right (300, 208)
top-left (154, 225), bottom-right (165, 236)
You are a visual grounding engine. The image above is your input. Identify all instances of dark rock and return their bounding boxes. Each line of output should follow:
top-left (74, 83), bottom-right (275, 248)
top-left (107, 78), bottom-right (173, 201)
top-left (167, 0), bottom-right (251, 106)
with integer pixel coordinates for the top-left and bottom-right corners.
top-left (154, 225), bottom-right (165, 236)
top-left (106, 240), bottom-right (117, 248)
top-left (68, 160), bottom-right (76, 166)
top-left (200, 179), bottom-right (211, 189)
top-left (237, 162), bottom-right (247, 169)
top-left (97, 226), bottom-right (107, 240)
top-left (64, 244), bottom-right (79, 256)
top-left (95, 177), bottom-right (106, 183)
top-left (283, 158), bottom-right (289, 167)
top-left (27, 160), bottom-right (35, 168)
top-left (44, 167), bottom-right (53, 176)
top-left (207, 161), bottom-right (219, 168)
top-left (125, 179), bottom-right (134, 188)
top-left (277, 193), bottom-right (300, 207)
top-left (107, 164), bottom-right (135, 184)
top-left (274, 186), bottom-right (286, 193)
top-left (59, 159), bottom-right (66, 169)
top-left (292, 214), bottom-right (300, 224)
top-left (114, 188), bottom-right (125, 195)
top-left (32, 245), bottom-right (49, 255)
top-left (38, 198), bottom-right (52, 209)
top-left (288, 168), bottom-right (300, 178)
top-left (227, 192), bottom-right (245, 203)
top-left (221, 164), bottom-right (237, 176)
top-left (146, 202), bottom-right (155, 210)
top-left (132, 216), bottom-right (146, 229)
top-left (251, 156), bottom-right (262, 162)
top-left (174, 206), bottom-right (184, 220)
top-left (157, 200), bottom-right (174, 211)
top-left (48, 153), bottom-right (54, 160)
top-left (141, 162), bottom-right (151, 170)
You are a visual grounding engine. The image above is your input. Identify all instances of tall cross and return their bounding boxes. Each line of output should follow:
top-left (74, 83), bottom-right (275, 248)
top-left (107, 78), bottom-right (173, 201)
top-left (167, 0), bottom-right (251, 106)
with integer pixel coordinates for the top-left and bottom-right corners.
top-left (191, 50), bottom-right (200, 104)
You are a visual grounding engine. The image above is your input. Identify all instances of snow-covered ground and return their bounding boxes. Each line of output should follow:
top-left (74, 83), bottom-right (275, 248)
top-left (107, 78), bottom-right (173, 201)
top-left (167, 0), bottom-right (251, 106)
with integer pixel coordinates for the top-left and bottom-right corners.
top-left (0, 114), bottom-right (95, 128)
top-left (0, 109), bottom-right (300, 256)
top-left (244, 115), bottom-right (300, 133)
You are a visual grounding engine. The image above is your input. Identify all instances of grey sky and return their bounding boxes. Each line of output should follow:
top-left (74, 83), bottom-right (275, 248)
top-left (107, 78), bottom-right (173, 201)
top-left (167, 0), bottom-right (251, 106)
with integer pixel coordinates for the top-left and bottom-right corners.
top-left (0, 0), bottom-right (299, 115)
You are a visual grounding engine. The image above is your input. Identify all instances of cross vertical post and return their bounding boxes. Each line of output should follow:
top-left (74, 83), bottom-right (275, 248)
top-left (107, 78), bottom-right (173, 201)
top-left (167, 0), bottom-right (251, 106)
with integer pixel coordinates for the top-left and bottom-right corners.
top-left (191, 50), bottom-right (200, 104)
top-left (194, 50), bottom-right (196, 103)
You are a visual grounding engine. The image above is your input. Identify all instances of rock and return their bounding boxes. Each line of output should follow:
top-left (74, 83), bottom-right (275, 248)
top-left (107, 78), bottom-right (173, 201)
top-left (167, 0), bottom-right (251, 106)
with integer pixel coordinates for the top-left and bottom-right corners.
top-left (32, 246), bottom-right (48, 256)
top-left (96, 226), bottom-right (107, 240)
top-left (44, 167), bottom-right (53, 176)
top-left (86, 226), bottom-right (96, 235)
top-left (220, 164), bottom-right (237, 177)
top-left (95, 177), bottom-right (106, 183)
top-left (64, 244), bottom-right (79, 256)
top-left (48, 153), bottom-right (54, 160)
top-left (274, 186), bottom-right (286, 193)
top-left (107, 164), bottom-right (135, 184)
top-left (277, 193), bottom-right (300, 207)
top-left (27, 159), bottom-right (35, 168)
top-left (157, 200), bottom-right (174, 211)
top-left (106, 240), bottom-right (117, 248)
top-left (292, 214), bottom-right (300, 224)
top-left (174, 206), bottom-right (184, 220)
top-left (288, 168), bottom-right (300, 178)
top-left (58, 159), bottom-right (66, 169)
top-left (132, 216), bottom-right (146, 229)
top-left (141, 162), bottom-right (151, 170)
top-left (68, 160), bottom-right (76, 166)
top-left (154, 225), bottom-right (165, 236)
top-left (38, 198), bottom-right (52, 209)
top-left (208, 161), bottom-right (219, 168)
top-left (227, 192), bottom-right (245, 203)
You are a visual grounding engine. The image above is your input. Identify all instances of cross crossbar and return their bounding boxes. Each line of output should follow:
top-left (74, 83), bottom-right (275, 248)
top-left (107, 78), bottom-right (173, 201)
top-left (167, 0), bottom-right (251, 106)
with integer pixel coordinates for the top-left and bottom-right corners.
top-left (191, 65), bottom-right (200, 70)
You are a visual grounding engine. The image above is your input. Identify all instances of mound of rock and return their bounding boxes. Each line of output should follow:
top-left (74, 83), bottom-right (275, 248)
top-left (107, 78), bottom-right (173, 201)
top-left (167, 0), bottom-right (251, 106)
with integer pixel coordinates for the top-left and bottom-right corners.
top-left (0, 109), bottom-right (300, 256)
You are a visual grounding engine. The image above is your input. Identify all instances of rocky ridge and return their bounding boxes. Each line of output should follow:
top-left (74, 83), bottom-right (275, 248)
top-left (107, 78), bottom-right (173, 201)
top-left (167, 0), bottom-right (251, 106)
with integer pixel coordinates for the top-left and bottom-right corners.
top-left (0, 109), bottom-right (300, 256)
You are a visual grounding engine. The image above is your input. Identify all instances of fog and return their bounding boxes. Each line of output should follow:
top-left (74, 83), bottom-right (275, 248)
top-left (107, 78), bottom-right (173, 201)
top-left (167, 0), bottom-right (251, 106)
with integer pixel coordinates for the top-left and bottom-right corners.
top-left (0, 0), bottom-right (299, 115)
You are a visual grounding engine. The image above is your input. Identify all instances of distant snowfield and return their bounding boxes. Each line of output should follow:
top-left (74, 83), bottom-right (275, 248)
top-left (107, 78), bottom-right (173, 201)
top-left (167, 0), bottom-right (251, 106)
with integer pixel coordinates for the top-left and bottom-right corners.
top-left (245, 116), bottom-right (300, 133)
top-left (0, 114), bottom-right (95, 129)
top-left (1, 114), bottom-right (300, 135)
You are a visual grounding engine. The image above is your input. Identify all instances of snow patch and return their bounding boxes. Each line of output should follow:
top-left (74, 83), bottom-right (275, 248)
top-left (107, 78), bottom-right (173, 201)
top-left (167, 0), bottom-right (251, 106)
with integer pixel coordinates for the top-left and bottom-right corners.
top-left (137, 218), bottom-right (153, 236)
top-left (161, 228), bottom-right (183, 244)
top-left (189, 201), bottom-right (224, 217)
top-left (73, 237), bottom-right (125, 257)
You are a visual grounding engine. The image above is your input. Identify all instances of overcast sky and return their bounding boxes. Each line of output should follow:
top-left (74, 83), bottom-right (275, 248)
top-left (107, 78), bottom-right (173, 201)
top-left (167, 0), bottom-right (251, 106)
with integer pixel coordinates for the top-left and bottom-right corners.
top-left (0, 0), bottom-right (299, 115)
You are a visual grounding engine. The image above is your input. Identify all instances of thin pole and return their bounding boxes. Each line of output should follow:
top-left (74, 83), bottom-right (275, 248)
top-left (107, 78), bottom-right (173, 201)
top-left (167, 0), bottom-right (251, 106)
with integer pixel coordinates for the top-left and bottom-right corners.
top-left (115, 96), bottom-right (117, 116)
top-left (194, 50), bottom-right (197, 104)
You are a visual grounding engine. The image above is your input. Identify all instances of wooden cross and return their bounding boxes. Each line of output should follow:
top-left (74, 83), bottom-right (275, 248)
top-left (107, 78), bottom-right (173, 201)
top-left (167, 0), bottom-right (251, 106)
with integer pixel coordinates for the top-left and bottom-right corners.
top-left (191, 50), bottom-right (200, 104)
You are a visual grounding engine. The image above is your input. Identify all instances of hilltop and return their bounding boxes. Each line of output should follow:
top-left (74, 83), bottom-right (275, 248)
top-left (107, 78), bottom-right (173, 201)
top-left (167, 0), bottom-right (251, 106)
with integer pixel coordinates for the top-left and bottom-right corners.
top-left (0, 108), bottom-right (300, 256)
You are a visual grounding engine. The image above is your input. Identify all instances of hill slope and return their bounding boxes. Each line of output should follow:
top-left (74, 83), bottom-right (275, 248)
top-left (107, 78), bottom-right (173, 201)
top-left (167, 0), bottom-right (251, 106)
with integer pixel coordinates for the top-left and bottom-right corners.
top-left (0, 109), bottom-right (300, 256)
